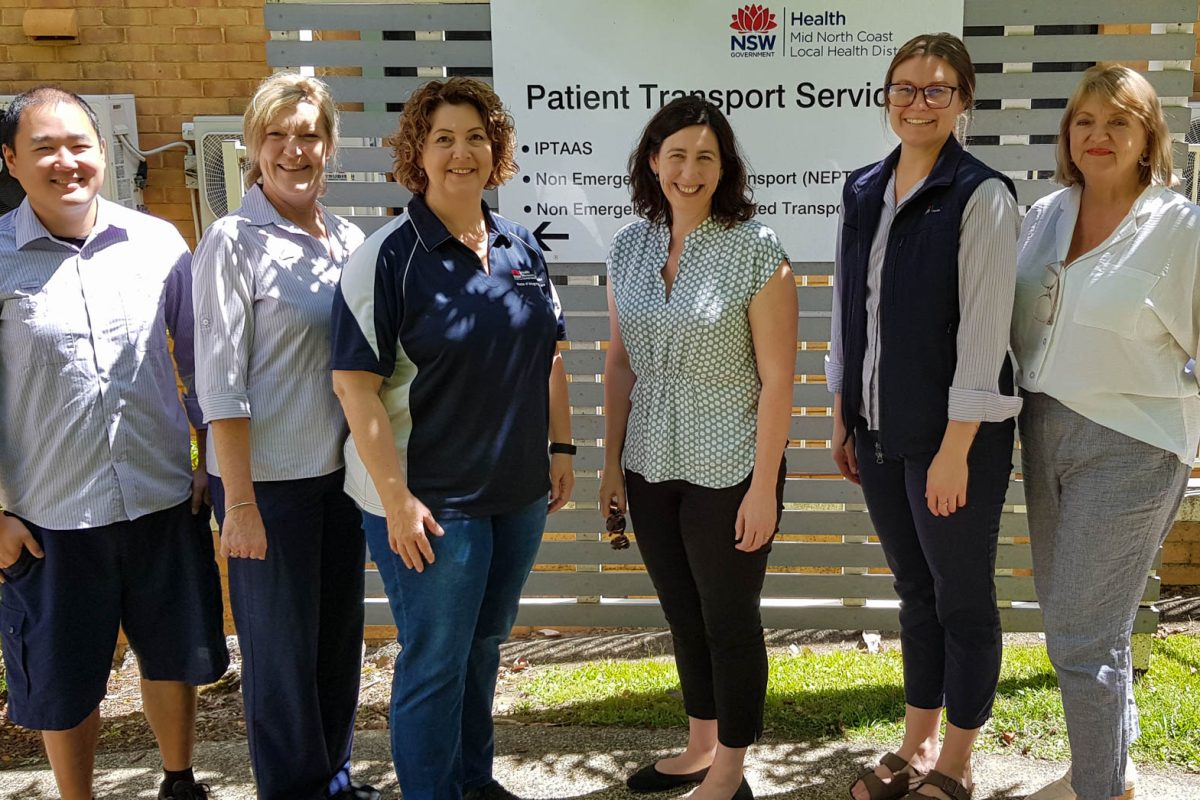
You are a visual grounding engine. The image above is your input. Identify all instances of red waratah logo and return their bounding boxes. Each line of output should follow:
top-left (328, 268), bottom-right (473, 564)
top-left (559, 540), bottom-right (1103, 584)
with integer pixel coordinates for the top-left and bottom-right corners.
top-left (730, 5), bottom-right (777, 33)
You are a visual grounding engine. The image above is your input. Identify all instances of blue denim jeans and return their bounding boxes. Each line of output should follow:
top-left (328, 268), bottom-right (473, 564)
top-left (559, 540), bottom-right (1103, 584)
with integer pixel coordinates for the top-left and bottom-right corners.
top-left (362, 496), bottom-right (547, 800)
top-left (1021, 392), bottom-right (1189, 800)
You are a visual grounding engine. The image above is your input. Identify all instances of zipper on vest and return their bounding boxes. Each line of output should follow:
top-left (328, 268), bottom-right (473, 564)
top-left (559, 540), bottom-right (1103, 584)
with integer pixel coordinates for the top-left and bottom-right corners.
top-left (874, 440), bottom-right (883, 464)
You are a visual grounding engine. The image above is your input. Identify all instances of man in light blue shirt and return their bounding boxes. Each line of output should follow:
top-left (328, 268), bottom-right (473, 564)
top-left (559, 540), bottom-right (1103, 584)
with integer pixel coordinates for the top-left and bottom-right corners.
top-left (0, 87), bottom-right (227, 800)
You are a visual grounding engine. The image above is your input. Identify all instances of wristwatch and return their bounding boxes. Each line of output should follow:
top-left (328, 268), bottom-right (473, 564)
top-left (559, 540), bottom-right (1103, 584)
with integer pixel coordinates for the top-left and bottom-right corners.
top-left (549, 442), bottom-right (577, 455)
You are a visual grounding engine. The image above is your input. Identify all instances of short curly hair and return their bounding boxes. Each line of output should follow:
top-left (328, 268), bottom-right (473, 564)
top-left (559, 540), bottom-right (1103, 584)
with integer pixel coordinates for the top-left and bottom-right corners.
top-left (392, 77), bottom-right (518, 192)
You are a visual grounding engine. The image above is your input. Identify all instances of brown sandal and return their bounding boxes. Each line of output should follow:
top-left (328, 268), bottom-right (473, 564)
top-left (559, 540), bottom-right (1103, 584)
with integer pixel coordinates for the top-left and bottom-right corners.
top-left (849, 752), bottom-right (925, 800)
top-left (903, 769), bottom-right (972, 800)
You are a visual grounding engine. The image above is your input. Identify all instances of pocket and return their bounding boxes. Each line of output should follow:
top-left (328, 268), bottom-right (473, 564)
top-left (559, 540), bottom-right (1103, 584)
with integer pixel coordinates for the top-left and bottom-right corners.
top-left (0, 605), bottom-right (29, 702)
top-left (0, 546), bottom-right (36, 582)
top-left (1072, 269), bottom-right (1158, 340)
top-left (0, 291), bottom-right (75, 367)
top-left (120, 272), bottom-right (169, 351)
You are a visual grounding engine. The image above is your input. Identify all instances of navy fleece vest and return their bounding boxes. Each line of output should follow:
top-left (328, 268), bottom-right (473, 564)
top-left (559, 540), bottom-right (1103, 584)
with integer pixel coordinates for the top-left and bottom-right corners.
top-left (838, 136), bottom-right (1015, 456)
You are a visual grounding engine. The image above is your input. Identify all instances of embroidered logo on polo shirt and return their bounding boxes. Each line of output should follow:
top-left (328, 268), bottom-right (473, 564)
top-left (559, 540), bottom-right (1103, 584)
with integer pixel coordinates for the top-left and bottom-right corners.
top-left (510, 268), bottom-right (541, 286)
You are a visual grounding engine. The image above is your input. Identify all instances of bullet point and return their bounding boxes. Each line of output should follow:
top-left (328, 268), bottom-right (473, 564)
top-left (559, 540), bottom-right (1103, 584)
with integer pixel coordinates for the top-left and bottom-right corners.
top-left (522, 175), bottom-right (530, 183)
top-left (523, 205), bottom-right (531, 213)
top-left (521, 145), bottom-right (530, 153)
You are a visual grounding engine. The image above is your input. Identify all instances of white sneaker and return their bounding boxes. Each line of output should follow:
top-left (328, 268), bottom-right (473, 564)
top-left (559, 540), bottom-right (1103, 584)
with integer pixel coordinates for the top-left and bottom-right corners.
top-left (1025, 760), bottom-right (1137, 800)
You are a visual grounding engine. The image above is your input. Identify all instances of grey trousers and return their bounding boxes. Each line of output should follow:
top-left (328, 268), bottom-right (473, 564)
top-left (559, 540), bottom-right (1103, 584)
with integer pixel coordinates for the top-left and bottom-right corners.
top-left (1019, 392), bottom-right (1189, 800)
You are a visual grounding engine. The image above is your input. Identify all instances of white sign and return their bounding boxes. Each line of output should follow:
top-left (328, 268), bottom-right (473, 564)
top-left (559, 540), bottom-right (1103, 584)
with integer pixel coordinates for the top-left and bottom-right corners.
top-left (491, 0), bottom-right (964, 262)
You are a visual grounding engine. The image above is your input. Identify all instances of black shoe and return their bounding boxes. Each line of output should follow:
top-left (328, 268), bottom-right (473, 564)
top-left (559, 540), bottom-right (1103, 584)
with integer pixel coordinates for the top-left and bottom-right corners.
top-left (335, 781), bottom-right (383, 800)
top-left (625, 762), bottom-right (709, 793)
top-left (463, 781), bottom-right (522, 800)
top-left (159, 781), bottom-right (211, 800)
top-left (732, 777), bottom-right (753, 800)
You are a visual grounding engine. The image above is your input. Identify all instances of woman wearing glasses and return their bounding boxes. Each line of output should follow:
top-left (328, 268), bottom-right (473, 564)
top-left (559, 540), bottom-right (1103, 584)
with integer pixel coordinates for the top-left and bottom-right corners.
top-left (829, 33), bottom-right (1020, 800)
top-left (599, 96), bottom-right (796, 800)
top-left (1013, 66), bottom-right (1198, 800)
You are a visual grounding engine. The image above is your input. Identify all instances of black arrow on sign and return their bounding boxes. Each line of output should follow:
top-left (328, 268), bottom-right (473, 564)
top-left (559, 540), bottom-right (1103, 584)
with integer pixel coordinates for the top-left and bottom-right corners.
top-left (534, 221), bottom-right (569, 252)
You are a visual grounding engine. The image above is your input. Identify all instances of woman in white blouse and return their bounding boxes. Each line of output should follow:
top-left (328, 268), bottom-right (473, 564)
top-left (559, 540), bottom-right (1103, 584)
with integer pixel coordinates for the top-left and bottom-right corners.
top-left (1013, 65), bottom-right (1199, 800)
top-left (192, 74), bottom-right (376, 800)
top-left (599, 96), bottom-right (796, 800)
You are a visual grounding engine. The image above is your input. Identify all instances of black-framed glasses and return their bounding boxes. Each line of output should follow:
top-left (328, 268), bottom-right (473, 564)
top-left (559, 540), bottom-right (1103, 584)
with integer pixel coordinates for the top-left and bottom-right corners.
top-left (1033, 260), bottom-right (1064, 326)
top-left (886, 83), bottom-right (960, 109)
top-left (605, 503), bottom-right (629, 550)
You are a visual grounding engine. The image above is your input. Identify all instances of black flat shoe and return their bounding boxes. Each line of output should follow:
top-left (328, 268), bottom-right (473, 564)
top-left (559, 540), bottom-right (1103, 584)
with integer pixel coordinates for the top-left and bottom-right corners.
top-left (732, 777), bottom-right (753, 800)
top-left (625, 762), bottom-right (710, 793)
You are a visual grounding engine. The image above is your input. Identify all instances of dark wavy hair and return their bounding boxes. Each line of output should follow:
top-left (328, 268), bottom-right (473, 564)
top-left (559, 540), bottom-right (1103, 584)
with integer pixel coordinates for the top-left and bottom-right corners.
top-left (392, 77), bottom-right (518, 192)
top-left (627, 96), bottom-right (755, 227)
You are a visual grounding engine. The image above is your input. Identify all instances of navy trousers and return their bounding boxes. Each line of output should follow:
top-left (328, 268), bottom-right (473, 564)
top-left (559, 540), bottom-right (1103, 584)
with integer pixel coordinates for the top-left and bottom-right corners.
top-left (211, 471), bottom-right (366, 800)
top-left (854, 420), bottom-right (1014, 730)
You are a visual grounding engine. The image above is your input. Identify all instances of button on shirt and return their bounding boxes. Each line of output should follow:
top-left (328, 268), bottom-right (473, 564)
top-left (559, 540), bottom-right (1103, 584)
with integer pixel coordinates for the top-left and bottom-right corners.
top-left (608, 217), bottom-right (788, 488)
top-left (827, 176), bottom-right (1022, 425)
top-left (1012, 184), bottom-right (1200, 464)
top-left (0, 198), bottom-right (202, 530)
top-left (192, 184), bottom-right (364, 480)
top-left (330, 195), bottom-right (566, 517)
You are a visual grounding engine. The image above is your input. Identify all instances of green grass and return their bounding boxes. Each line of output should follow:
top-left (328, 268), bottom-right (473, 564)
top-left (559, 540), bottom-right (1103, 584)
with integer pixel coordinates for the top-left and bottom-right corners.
top-left (508, 635), bottom-right (1200, 772)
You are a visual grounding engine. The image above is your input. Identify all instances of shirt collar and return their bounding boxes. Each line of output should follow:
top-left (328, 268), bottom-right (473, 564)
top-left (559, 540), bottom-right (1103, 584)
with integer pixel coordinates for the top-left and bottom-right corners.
top-left (406, 193), bottom-right (511, 252)
top-left (14, 196), bottom-right (125, 251)
top-left (648, 215), bottom-right (720, 247)
top-left (1054, 183), bottom-right (1168, 263)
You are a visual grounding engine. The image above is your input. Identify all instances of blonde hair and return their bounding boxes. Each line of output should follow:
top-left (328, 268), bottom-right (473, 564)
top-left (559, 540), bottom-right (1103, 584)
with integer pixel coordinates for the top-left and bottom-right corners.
top-left (242, 72), bottom-right (339, 193)
top-left (1055, 64), bottom-right (1175, 188)
top-left (391, 77), bottom-right (518, 193)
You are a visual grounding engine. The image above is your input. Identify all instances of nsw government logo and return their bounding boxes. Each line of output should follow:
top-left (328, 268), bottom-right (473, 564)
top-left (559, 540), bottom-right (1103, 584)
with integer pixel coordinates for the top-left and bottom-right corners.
top-left (729, 4), bottom-right (778, 58)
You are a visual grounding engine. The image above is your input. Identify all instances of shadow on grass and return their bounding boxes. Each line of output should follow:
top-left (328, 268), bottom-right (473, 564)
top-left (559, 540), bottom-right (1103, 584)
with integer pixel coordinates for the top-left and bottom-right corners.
top-left (505, 671), bottom-right (1060, 742)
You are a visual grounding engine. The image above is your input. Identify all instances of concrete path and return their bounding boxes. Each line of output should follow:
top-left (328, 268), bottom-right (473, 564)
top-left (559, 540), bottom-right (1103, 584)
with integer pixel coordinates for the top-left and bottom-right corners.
top-left (2, 726), bottom-right (1197, 799)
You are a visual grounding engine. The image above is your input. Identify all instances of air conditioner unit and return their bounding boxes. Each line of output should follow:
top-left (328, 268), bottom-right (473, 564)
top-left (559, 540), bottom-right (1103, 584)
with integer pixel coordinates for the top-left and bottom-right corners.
top-left (183, 115), bottom-right (246, 231)
top-left (0, 93), bottom-right (144, 210)
top-left (1185, 102), bottom-right (1200, 203)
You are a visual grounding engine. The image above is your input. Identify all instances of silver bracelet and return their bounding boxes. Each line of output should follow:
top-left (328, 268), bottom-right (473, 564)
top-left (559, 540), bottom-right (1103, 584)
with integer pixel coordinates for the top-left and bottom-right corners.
top-left (225, 500), bottom-right (257, 513)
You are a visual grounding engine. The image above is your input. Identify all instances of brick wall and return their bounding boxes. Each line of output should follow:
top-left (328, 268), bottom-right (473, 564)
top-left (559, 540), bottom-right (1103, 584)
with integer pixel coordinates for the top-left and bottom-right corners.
top-left (1165, 501), bottom-right (1200, 585)
top-left (0, 0), bottom-right (270, 247)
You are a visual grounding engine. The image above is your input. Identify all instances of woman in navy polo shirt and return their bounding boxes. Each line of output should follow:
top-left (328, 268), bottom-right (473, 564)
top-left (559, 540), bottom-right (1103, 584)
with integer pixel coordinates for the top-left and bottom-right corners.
top-left (830, 33), bottom-right (1020, 800)
top-left (330, 77), bottom-right (573, 800)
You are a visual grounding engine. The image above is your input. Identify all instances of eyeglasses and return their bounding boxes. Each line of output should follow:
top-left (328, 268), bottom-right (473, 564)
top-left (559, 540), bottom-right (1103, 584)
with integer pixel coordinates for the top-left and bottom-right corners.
top-left (885, 83), bottom-right (960, 109)
top-left (1033, 261), bottom-right (1064, 326)
top-left (605, 503), bottom-right (629, 551)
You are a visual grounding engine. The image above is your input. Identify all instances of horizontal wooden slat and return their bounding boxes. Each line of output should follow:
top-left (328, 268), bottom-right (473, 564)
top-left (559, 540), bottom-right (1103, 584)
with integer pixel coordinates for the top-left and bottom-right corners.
top-left (975, 69), bottom-right (1193, 101)
top-left (569, 476), bottom-right (1029, 505)
top-left (361, 601), bottom-right (1160, 634)
top-left (563, 314), bottom-right (832, 342)
top-left (325, 75), bottom-right (495, 104)
top-left (560, 348), bottom-right (833, 377)
top-left (963, 0), bottom-right (1196, 26)
top-left (964, 33), bottom-right (1195, 64)
top-left (266, 2), bottom-right (492, 31)
top-left (566, 382), bottom-right (836, 408)
top-left (972, 106), bottom-right (1190, 136)
top-left (546, 507), bottom-right (1031, 536)
top-left (269, 40), bottom-right (493, 69)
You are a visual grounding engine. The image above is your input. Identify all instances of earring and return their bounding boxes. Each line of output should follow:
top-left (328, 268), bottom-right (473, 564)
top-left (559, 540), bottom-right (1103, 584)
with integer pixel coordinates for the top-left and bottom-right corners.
top-left (1138, 153), bottom-right (1150, 167)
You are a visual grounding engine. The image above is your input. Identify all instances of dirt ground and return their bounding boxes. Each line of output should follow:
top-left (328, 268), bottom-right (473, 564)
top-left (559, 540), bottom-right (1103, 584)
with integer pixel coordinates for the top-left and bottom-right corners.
top-left (2, 587), bottom-right (1197, 770)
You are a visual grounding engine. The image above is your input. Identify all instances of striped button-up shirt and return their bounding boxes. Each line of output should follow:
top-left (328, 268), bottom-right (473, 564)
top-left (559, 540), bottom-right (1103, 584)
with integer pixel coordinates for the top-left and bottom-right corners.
top-left (193, 184), bottom-right (364, 480)
top-left (0, 198), bottom-right (201, 530)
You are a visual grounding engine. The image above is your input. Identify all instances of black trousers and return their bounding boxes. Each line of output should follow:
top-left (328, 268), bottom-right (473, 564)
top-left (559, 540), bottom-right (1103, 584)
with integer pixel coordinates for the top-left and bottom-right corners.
top-left (625, 459), bottom-right (784, 748)
top-left (854, 419), bottom-right (1014, 730)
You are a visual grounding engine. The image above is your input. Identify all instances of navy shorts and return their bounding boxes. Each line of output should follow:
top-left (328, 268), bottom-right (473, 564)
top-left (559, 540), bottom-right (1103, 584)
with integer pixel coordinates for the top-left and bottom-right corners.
top-left (0, 499), bottom-right (229, 731)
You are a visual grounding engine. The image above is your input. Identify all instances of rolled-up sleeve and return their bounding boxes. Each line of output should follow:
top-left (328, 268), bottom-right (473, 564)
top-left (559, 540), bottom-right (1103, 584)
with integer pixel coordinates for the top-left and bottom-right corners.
top-left (192, 223), bottom-right (254, 421)
top-left (949, 178), bottom-right (1023, 422)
